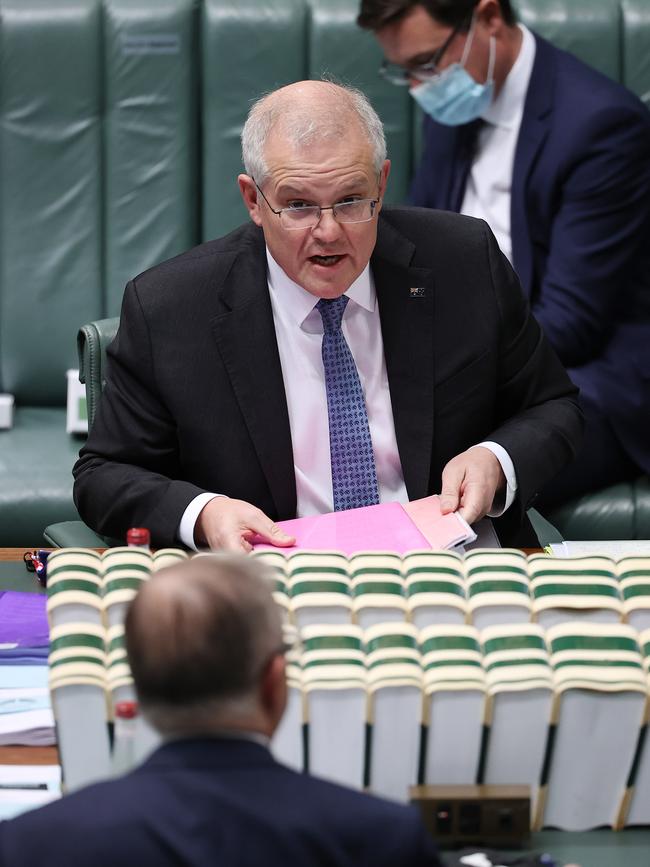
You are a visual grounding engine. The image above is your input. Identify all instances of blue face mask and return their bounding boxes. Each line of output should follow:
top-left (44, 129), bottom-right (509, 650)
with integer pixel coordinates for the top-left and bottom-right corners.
top-left (410, 20), bottom-right (495, 126)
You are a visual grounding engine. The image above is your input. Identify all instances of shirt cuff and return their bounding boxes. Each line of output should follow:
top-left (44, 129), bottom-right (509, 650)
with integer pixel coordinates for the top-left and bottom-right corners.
top-left (178, 492), bottom-right (225, 551)
top-left (472, 441), bottom-right (517, 517)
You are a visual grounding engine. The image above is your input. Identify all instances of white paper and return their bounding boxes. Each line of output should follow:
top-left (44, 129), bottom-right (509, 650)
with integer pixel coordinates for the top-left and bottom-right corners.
top-left (549, 540), bottom-right (650, 559)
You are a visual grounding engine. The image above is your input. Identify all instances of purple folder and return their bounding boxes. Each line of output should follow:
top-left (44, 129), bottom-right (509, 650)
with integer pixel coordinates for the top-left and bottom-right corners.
top-left (0, 592), bottom-right (49, 648)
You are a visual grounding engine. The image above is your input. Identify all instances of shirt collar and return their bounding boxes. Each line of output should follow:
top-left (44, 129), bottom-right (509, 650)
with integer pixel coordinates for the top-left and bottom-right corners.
top-left (163, 728), bottom-right (271, 749)
top-left (483, 23), bottom-right (536, 129)
top-left (265, 246), bottom-right (375, 328)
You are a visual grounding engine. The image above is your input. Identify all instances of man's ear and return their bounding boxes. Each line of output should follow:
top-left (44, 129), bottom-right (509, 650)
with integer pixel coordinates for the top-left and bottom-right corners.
top-left (476, 0), bottom-right (504, 35)
top-left (377, 159), bottom-right (391, 213)
top-left (238, 174), bottom-right (263, 226)
top-left (259, 653), bottom-right (288, 734)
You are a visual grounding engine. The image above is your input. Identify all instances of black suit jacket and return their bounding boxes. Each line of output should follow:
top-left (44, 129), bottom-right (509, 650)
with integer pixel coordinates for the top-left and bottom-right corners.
top-left (73, 207), bottom-right (582, 547)
top-left (0, 738), bottom-right (442, 867)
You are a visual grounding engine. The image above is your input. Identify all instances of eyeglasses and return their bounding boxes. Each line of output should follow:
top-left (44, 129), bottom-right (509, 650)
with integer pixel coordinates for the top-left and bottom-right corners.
top-left (254, 180), bottom-right (380, 230)
top-left (379, 17), bottom-right (469, 86)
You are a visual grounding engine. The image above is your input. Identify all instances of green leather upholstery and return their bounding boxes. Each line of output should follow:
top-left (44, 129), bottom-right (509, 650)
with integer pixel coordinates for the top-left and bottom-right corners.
top-left (43, 520), bottom-right (107, 548)
top-left (103, 0), bottom-right (198, 316)
top-left (78, 318), bottom-right (120, 430)
top-left (517, 0), bottom-right (621, 81)
top-left (0, 0), bottom-right (102, 407)
top-left (623, 0), bottom-right (650, 109)
top-left (202, 0), bottom-right (309, 239)
top-left (548, 477), bottom-right (650, 541)
top-left (44, 319), bottom-right (121, 548)
top-left (1, 409), bottom-right (84, 546)
top-left (0, 1), bottom-right (647, 546)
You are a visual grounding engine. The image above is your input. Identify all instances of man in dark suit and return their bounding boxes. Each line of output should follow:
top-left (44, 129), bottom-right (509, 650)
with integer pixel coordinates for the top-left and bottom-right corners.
top-left (358, 0), bottom-right (650, 509)
top-left (0, 555), bottom-right (443, 866)
top-left (73, 79), bottom-right (582, 550)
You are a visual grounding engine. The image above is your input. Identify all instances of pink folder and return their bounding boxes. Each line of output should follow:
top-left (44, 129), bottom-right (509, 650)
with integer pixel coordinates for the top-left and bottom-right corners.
top-left (253, 495), bottom-right (476, 555)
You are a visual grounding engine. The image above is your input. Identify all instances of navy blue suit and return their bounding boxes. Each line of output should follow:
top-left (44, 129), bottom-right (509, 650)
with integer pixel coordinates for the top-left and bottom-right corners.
top-left (411, 34), bottom-right (650, 499)
top-left (0, 738), bottom-right (443, 867)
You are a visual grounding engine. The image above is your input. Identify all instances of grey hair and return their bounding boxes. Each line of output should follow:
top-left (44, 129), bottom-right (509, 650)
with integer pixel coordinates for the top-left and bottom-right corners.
top-left (241, 81), bottom-right (387, 183)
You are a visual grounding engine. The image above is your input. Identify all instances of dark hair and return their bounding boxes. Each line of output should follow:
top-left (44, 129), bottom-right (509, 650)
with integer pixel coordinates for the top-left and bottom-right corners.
top-left (125, 555), bottom-right (282, 710)
top-left (357, 0), bottom-right (516, 31)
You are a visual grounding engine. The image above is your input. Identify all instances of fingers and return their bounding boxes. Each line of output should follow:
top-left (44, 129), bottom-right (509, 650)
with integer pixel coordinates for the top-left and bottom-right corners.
top-left (440, 448), bottom-right (505, 524)
top-left (243, 514), bottom-right (296, 549)
top-left (196, 498), bottom-right (295, 552)
top-left (439, 460), bottom-right (465, 514)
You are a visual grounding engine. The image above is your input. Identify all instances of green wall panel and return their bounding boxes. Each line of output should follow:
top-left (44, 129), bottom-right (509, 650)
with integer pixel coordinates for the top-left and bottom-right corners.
top-left (0, 0), bottom-right (102, 404)
top-left (201, 0), bottom-right (308, 240)
top-left (622, 0), bottom-right (650, 107)
top-left (103, 0), bottom-right (199, 316)
top-left (517, 0), bottom-right (621, 82)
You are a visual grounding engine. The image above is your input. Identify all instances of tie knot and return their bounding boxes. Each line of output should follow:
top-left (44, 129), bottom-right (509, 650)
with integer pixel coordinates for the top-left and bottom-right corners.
top-left (317, 295), bottom-right (349, 334)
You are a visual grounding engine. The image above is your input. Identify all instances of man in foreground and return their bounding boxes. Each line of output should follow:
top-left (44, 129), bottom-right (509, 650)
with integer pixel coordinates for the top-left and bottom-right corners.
top-left (0, 555), bottom-right (443, 866)
top-left (73, 80), bottom-right (582, 549)
top-left (358, 0), bottom-right (650, 508)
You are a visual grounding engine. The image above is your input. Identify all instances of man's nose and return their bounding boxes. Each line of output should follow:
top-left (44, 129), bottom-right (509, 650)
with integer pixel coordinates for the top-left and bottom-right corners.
top-left (311, 208), bottom-right (343, 242)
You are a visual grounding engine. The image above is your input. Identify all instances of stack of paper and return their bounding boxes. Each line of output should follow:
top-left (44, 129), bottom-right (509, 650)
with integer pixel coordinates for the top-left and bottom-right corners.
top-left (288, 552), bottom-right (352, 628)
top-left (480, 623), bottom-right (554, 815)
top-left (350, 552), bottom-right (407, 629)
top-left (464, 550), bottom-right (532, 629)
top-left (622, 627), bottom-right (650, 826)
top-left (44, 547), bottom-right (181, 791)
top-left (302, 625), bottom-right (367, 790)
top-left (404, 551), bottom-right (467, 628)
top-left (538, 622), bottom-right (647, 831)
top-left (420, 625), bottom-right (486, 785)
top-left (528, 554), bottom-right (622, 628)
top-left (366, 623), bottom-right (422, 802)
top-left (0, 591), bottom-right (55, 747)
top-left (618, 557), bottom-right (650, 631)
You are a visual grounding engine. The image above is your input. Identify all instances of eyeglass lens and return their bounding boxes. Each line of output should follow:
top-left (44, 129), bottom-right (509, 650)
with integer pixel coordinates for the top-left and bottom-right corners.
top-left (381, 15), bottom-right (469, 84)
top-left (280, 200), bottom-right (376, 229)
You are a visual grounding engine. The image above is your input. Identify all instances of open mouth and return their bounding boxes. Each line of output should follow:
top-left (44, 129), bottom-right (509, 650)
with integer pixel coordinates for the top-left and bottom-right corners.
top-left (309, 254), bottom-right (344, 267)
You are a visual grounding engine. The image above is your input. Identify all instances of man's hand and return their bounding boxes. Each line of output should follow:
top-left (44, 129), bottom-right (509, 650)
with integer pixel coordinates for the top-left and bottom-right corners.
top-left (195, 498), bottom-right (296, 552)
top-left (439, 447), bottom-right (506, 524)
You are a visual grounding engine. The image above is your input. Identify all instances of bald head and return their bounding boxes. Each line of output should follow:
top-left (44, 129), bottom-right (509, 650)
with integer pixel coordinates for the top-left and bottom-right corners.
top-left (125, 554), bottom-right (285, 736)
top-left (241, 80), bottom-right (386, 184)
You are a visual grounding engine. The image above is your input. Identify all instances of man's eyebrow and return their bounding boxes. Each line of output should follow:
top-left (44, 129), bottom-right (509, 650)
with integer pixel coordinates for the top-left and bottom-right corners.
top-left (276, 178), bottom-right (373, 200)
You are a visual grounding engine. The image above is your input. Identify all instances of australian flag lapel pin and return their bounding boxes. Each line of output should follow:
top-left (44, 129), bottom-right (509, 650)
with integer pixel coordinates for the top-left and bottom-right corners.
top-left (409, 286), bottom-right (426, 298)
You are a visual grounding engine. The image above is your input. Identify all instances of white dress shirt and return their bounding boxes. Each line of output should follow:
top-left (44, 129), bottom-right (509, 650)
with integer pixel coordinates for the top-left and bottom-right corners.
top-left (461, 24), bottom-right (536, 263)
top-left (179, 250), bottom-right (517, 549)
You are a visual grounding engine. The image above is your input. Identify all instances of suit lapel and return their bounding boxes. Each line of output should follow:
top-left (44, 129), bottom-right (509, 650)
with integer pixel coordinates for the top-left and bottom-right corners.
top-left (209, 228), bottom-right (296, 520)
top-left (511, 35), bottom-right (554, 295)
top-left (372, 218), bottom-right (435, 501)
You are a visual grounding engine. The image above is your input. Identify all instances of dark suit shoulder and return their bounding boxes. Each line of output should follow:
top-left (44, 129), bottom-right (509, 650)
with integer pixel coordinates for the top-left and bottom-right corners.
top-left (378, 205), bottom-right (491, 265)
top-left (129, 221), bottom-right (265, 301)
top-left (533, 33), bottom-right (650, 126)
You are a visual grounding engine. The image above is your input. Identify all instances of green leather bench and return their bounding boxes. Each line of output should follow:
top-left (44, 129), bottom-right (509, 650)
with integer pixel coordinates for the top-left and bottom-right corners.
top-left (0, 0), bottom-right (648, 546)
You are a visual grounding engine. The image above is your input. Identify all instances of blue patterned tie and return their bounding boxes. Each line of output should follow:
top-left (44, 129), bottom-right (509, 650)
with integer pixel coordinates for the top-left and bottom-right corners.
top-left (316, 296), bottom-right (380, 511)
